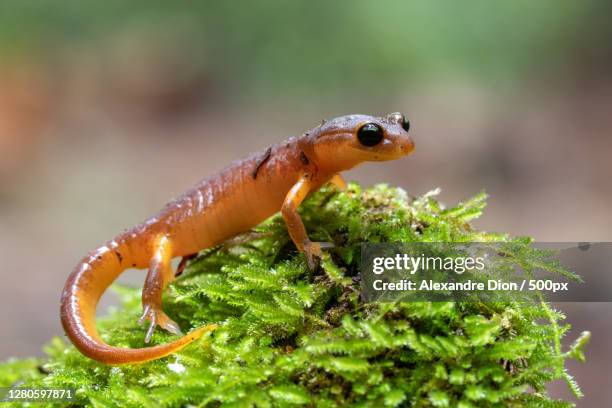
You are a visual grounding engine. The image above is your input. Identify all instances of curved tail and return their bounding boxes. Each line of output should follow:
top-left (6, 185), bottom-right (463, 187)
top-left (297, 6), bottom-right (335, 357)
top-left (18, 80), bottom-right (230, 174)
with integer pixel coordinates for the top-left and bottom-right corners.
top-left (60, 240), bottom-right (214, 365)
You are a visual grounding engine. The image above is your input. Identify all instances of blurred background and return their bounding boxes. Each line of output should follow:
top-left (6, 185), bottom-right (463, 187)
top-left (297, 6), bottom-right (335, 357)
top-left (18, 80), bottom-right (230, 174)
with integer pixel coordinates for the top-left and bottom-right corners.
top-left (0, 0), bottom-right (610, 404)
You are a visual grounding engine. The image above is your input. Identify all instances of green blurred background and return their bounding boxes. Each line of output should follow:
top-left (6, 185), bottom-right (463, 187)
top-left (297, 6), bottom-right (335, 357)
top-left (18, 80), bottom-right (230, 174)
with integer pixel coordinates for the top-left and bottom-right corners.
top-left (1, 1), bottom-right (611, 404)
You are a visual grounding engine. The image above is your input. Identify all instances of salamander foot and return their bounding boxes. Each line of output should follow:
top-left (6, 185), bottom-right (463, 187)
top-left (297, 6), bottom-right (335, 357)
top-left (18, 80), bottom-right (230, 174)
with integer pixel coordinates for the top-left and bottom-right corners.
top-left (139, 304), bottom-right (183, 343)
top-left (303, 241), bottom-right (334, 270)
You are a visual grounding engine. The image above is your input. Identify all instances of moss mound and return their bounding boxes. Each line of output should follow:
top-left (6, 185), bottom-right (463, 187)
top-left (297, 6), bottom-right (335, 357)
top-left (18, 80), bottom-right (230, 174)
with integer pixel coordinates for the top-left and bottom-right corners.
top-left (0, 184), bottom-right (588, 407)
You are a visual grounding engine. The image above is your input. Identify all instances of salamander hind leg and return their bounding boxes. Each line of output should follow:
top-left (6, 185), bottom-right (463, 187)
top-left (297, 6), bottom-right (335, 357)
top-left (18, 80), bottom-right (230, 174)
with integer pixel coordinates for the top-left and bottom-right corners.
top-left (139, 234), bottom-right (183, 343)
top-left (175, 253), bottom-right (197, 277)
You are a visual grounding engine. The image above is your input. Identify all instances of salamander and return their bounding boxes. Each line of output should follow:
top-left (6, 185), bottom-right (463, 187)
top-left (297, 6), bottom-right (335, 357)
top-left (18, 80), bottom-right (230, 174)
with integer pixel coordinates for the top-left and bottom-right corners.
top-left (60, 112), bottom-right (414, 364)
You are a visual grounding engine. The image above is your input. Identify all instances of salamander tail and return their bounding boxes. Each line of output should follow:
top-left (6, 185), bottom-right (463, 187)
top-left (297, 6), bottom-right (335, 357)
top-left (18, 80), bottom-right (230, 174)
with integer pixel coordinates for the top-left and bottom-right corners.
top-left (60, 240), bottom-right (215, 365)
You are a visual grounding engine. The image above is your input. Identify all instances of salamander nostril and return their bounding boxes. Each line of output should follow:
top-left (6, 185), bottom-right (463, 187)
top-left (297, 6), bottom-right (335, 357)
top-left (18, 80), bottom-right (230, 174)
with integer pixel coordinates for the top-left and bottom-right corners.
top-left (401, 137), bottom-right (414, 154)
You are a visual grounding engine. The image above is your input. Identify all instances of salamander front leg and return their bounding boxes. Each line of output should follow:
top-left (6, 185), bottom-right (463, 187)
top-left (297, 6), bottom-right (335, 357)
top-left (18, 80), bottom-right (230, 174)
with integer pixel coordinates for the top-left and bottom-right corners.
top-left (329, 174), bottom-right (347, 191)
top-left (139, 234), bottom-right (183, 343)
top-left (282, 175), bottom-right (333, 269)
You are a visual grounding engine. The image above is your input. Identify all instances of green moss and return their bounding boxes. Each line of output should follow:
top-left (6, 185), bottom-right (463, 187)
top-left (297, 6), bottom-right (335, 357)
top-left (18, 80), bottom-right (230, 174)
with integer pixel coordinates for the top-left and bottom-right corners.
top-left (0, 184), bottom-right (589, 407)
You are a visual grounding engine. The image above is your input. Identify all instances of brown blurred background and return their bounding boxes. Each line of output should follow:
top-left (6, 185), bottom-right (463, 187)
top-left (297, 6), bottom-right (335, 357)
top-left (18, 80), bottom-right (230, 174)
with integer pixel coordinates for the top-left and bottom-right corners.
top-left (0, 1), bottom-right (611, 404)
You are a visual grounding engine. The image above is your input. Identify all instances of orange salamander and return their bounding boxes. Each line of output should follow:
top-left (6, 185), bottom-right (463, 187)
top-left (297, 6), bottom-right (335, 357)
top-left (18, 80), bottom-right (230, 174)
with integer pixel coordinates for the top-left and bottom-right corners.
top-left (60, 113), bottom-right (414, 364)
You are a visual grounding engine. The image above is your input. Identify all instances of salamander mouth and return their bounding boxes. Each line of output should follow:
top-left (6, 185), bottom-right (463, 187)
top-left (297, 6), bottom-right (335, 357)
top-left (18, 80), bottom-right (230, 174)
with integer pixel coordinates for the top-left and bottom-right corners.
top-left (372, 138), bottom-right (414, 161)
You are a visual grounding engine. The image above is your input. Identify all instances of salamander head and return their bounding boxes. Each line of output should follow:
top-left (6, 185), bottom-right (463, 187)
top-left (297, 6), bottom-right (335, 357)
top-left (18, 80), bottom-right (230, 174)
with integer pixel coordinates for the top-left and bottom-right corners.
top-left (307, 113), bottom-right (415, 172)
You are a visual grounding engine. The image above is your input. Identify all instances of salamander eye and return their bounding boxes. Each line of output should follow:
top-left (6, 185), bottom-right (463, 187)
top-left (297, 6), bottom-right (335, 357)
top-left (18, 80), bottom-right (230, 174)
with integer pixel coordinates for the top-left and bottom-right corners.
top-left (401, 117), bottom-right (410, 132)
top-left (357, 123), bottom-right (384, 147)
